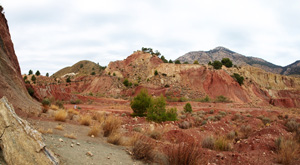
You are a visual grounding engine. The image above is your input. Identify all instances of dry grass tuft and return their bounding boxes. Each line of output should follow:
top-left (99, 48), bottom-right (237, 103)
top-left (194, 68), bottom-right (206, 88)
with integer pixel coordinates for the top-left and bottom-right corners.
top-left (80, 115), bottom-right (92, 126)
top-left (67, 108), bottom-right (79, 115)
top-left (88, 124), bottom-right (101, 137)
top-left (166, 142), bottom-right (203, 165)
top-left (54, 110), bottom-right (68, 122)
top-left (38, 128), bottom-right (53, 134)
top-left (103, 115), bottom-right (122, 137)
top-left (55, 124), bottom-right (64, 130)
top-left (107, 132), bottom-right (123, 145)
top-left (64, 133), bottom-right (77, 139)
top-left (276, 137), bottom-right (299, 165)
top-left (92, 112), bottom-right (106, 123)
top-left (201, 136), bottom-right (215, 150)
top-left (132, 138), bottom-right (155, 162)
top-left (123, 133), bottom-right (141, 146)
top-left (50, 105), bottom-right (59, 110)
top-left (214, 136), bottom-right (232, 151)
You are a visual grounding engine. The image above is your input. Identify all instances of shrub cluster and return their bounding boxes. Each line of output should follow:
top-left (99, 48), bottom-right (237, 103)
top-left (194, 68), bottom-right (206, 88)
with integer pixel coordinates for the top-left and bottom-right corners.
top-left (232, 73), bottom-right (244, 86)
top-left (209, 58), bottom-right (233, 69)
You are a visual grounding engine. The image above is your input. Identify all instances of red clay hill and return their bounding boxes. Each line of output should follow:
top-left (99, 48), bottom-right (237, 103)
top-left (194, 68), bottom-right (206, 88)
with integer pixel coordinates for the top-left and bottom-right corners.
top-left (29, 51), bottom-right (300, 108)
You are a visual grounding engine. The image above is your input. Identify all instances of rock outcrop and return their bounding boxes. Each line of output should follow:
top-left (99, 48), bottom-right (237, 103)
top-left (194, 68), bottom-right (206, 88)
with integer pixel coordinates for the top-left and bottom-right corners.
top-left (0, 10), bottom-right (40, 114)
top-left (0, 97), bottom-right (59, 165)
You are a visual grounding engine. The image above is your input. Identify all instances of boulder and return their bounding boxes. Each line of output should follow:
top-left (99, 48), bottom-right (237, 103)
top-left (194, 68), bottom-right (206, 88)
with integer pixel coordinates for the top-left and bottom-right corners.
top-left (0, 97), bottom-right (59, 165)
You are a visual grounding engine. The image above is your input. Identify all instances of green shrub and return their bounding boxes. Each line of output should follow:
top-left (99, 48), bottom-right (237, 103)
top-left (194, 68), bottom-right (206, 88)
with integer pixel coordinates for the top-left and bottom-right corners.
top-left (55, 100), bottom-right (64, 109)
top-left (212, 60), bottom-right (222, 69)
top-left (28, 70), bottom-right (33, 75)
top-left (66, 77), bottom-right (71, 83)
top-left (221, 58), bottom-right (233, 68)
top-left (179, 97), bottom-right (188, 102)
top-left (184, 103), bottom-right (192, 113)
top-left (27, 87), bottom-right (34, 96)
top-left (219, 111), bottom-right (227, 116)
top-left (169, 59), bottom-right (173, 63)
top-left (70, 99), bottom-right (81, 104)
top-left (23, 76), bottom-right (27, 80)
top-left (214, 137), bottom-right (231, 151)
top-left (261, 117), bottom-right (271, 125)
top-left (193, 60), bottom-right (199, 64)
top-left (130, 89), bottom-right (152, 117)
top-left (113, 73), bottom-right (116, 76)
top-left (31, 75), bottom-right (36, 82)
top-left (200, 95), bottom-right (210, 102)
top-left (42, 98), bottom-right (51, 106)
top-left (209, 109), bottom-right (214, 114)
top-left (175, 60), bottom-right (181, 64)
top-left (232, 73), bottom-right (244, 86)
top-left (123, 78), bottom-right (129, 87)
top-left (46, 73), bottom-right (49, 77)
top-left (91, 72), bottom-right (96, 75)
top-left (154, 70), bottom-right (158, 76)
top-left (146, 95), bottom-right (177, 122)
top-left (215, 95), bottom-right (229, 102)
top-left (285, 119), bottom-right (300, 132)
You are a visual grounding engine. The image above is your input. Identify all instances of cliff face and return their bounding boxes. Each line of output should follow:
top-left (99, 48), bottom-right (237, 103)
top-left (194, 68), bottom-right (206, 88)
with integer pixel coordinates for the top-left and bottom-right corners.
top-left (0, 11), bottom-right (40, 114)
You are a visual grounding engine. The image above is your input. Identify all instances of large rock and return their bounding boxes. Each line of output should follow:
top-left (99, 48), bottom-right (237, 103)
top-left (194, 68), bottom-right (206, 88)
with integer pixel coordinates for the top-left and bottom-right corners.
top-left (0, 97), bottom-right (59, 165)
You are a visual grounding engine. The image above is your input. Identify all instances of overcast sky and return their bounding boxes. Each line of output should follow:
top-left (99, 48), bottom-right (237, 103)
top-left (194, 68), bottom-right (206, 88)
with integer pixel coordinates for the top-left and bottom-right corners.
top-left (1, 0), bottom-right (300, 75)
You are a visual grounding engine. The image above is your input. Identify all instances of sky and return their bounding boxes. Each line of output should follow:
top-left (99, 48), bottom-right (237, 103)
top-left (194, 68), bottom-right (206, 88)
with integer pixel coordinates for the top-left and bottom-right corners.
top-left (1, 0), bottom-right (300, 75)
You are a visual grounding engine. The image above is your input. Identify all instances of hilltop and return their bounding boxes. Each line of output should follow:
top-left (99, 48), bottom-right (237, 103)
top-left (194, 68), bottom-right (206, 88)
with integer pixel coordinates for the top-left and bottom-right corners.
top-left (176, 46), bottom-right (300, 76)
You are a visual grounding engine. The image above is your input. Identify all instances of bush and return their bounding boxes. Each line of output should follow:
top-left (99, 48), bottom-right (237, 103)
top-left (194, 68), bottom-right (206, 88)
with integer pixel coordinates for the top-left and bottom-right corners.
top-left (202, 136), bottom-right (215, 150)
top-left (285, 119), bottom-right (300, 132)
top-left (226, 131), bottom-right (236, 140)
top-left (132, 138), bottom-right (155, 162)
top-left (212, 60), bottom-right (222, 69)
top-left (160, 56), bottom-right (168, 63)
top-left (146, 96), bottom-right (177, 122)
top-left (240, 124), bottom-right (252, 138)
top-left (214, 137), bottom-right (232, 151)
top-left (46, 73), bottom-right (49, 77)
top-left (103, 115), bottom-right (121, 137)
top-left (276, 137), bottom-right (299, 164)
top-left (232, 73), bottom-right (244, 86)
top-left (88, 125), bottom-right (101, 137)
top-left (70, 99), bottom-right (81, 104)
top-left (154, 70), bottom-right (158, 76)
top-left (169, 59), bottom-right (173, 63)
top-left (28, 69), bottom-right (33, 75)
top-left (91, 72), bottom-right (96, 75)
top-left (166, 142), bottom-right (202, 165)
top-left (184, 103), bottom-right (192, 113)
top-left (27, 87), bottom-right (34, 96)
top-left (175, 60), bottom-right (181, 64)
top-left (66, 77), bottom-right (71, 83)
top-left (215, 95), bottom-right (229, 102)
top-left (261, 117), bottom-right (271, 125)
top-left (31, 75), bottom-right (36, 82)
top-left (200, 96), bottom-right (210, 102)
top-left (23, 75), bottom-right (27, 80)
top-left (42, 98), bottom-right (51, 106)
top-left (54, 110), bottom-right (68, 122)
top-left (221, 58), bottom-right (233, 68)
top-left (130, 89), bottom-right (152, 117)
top-left (193, 60), bottom-right (199, 64)
top-left (80, 115), bottom-right (92, 126)
top-left (123, 78), bottom-right (129, 87)
top-left (107, 132), bottom-right (123, 145)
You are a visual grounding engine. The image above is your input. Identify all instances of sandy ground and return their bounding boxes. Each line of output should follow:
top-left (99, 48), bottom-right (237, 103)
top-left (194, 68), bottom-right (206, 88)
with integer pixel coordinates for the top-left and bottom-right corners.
top-left (29, 119), bottom-right (144, 165)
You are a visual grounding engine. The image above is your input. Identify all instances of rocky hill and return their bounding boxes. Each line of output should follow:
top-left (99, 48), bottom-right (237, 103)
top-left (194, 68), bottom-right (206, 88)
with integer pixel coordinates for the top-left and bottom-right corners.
top-left (176, 46), bottom-right (300, 76)
top-left (52, 60), bottom-right (105, 78)
top-left (0, 10), bottom-right (40, 114)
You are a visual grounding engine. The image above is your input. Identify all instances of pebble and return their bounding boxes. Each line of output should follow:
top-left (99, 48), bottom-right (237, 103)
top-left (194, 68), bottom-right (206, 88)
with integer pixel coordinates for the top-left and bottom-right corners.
top-left (91, 135), bottom-right (94, 138)
top-left (59, 138), bottom-right (63, 142)
top-left (70, 144), bottom-right (74, 147)
top-left (76, 142), bottom-right (80, 146)
top-left (86, 151), bottom-right (93, 157)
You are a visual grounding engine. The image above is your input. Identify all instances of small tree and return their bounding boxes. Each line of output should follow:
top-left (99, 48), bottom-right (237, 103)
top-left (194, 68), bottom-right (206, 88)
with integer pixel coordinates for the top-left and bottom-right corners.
top-left (28, 70), bottom-right (33, 75)
top-left (183, 62), bottom-right (189, 64)
top-left (169, 59), bottom-right (173, 63)
top-left (175, 60), bottom-right (181, 64)
top-left (161, 56), bottom-right (168, 63)
top-left (91, 72), bottom-right (96, 75)
top-left (66, 77), bottom-right (71, 83)
top-left (221, 58), bottom-right (233, 68)
top-left (212, 60), bottom-right (222, 69)
top-left (31, 75), bottom-right (36, 82)
top-left (123, 78), bottom-right (129, 87)
top-left (46, 73), bottom-right (49, 77)
top-left (232, 73), bottom-right (244, 86)
top-left (208, 61), bottom-right (212, 65)
top-left (130, 89), bottom-right (152, 117)
top-left (184, 103), bottom-right (192, 113)
top-left (154, 70), bottom-right (158, 76)
top-left (193, 60), bottom-right (199, 64)
top-left (23, 76), bottom-right (27, 80)
top-left (35, 70), bottom-right (40, 76)
top-left (147, 95), bottom-right (177, 122)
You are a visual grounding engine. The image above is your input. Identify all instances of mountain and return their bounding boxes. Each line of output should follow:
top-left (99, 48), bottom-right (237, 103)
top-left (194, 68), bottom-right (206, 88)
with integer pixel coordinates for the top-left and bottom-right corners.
top-left (52, 60), bottom-right (105, 78)
top-left (176, 46), bottom-right (299, 76)
top-left (0, 9), bottom-right (40, 114)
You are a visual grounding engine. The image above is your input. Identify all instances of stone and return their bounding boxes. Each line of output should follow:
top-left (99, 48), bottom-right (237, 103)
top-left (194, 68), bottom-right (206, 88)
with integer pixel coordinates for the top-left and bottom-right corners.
top-left (77, 142), bottom-right (80, 146)
top-left (0, 97), bottom-right (59, 165)
top-left (86, 151), bottom-right (93, 157)
top-left (59, 138), bottom-right (64, 142)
